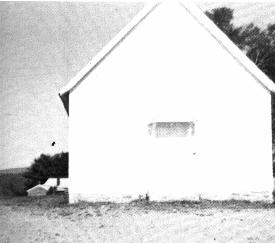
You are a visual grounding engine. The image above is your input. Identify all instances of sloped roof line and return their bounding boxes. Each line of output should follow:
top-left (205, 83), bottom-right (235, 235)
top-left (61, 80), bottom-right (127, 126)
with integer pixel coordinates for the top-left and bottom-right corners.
top-left (180, 1), bottom-right (275, 93)
top-left (26, 184), bottom-right (50, 192)
top-left (59, 1), bottom-right (159, 96)
top-left (59, 0), bottom-right (275, 98)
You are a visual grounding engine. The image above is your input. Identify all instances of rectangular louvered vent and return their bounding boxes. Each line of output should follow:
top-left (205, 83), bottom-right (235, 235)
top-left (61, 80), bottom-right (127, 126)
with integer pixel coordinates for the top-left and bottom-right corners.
top-left (148, 122), bottom-right (195, 138)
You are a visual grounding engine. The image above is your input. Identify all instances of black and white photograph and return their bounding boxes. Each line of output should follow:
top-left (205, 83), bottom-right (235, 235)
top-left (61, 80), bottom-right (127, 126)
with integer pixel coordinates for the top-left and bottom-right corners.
top-left (1, 0), bottom-right (275, 242)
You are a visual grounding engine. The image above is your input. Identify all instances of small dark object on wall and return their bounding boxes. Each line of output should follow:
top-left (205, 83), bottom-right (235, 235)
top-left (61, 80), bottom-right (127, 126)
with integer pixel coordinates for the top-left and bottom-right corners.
top-left (51, 141), bottom-right (56, 146)
top-left (145, 193), bottom-right (150, 202)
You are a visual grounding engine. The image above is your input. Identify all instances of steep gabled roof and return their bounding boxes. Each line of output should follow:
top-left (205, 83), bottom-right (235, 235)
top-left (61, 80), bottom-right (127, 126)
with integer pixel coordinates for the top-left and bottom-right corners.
top-left (59, 0), bottom-right (275, 114)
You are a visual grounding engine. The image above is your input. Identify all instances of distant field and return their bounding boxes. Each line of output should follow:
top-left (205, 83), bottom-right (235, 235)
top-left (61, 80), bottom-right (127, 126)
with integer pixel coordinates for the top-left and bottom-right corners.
top-left (0, 195), bottom-right (275, 242)
top-left (0, 167), bottom-right (28, 175)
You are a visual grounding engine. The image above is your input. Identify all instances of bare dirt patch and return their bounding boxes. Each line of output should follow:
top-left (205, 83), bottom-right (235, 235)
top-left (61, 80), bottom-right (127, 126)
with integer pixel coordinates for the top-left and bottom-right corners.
top-left (0, 195), bottom-right (275, 242)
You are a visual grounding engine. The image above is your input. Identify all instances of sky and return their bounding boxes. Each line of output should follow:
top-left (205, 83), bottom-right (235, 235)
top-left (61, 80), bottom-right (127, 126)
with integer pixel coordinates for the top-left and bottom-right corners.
top-left (1, 1), bottom-right (275, 169)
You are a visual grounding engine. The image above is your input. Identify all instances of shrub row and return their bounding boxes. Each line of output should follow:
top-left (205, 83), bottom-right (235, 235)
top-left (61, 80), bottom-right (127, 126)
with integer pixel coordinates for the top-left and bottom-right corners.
top-left (0, 173), bottom-right (27, 197)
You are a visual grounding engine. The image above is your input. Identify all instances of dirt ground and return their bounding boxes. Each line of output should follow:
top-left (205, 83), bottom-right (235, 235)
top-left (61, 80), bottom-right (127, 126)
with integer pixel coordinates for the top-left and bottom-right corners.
top-left (0, 195), bottom-right (275, 243)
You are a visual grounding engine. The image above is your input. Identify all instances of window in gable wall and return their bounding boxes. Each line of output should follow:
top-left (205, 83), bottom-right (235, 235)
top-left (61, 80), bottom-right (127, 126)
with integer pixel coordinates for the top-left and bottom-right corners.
top-left (148, 122), bottom-right (195, 138)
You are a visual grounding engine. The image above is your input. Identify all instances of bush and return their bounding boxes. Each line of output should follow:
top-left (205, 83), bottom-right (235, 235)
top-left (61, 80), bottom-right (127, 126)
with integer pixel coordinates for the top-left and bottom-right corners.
top-left (0, 173), bottom-right (27, 197)
top-left (23, 152), bottom-right (68, 189)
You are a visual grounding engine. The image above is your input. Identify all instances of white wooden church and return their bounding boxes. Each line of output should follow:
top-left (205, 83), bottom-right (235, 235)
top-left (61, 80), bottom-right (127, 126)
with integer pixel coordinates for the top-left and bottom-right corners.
top-left (59, 1), bottom-right (275, 203)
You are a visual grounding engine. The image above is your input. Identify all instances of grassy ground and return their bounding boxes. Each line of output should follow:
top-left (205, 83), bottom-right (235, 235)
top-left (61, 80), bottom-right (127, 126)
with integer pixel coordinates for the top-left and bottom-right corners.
top-left (1, 195), bottom-right (275, 242)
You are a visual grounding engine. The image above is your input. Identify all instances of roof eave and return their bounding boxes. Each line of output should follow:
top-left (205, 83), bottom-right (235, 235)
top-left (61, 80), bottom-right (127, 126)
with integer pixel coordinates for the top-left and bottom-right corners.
top-left (59, 92), bottom-right (69, 116)
top-left (58, 1), bottom-right (159, 97)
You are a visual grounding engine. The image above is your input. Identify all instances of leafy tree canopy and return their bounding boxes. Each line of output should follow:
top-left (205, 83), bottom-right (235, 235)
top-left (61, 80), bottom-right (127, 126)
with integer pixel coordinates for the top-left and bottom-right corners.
top-left (205, 7), bottom-right (244, 48)
top-left (205, 7), bottom-right (275, 81)
top-left (23, 152), bottom-right (68, 189)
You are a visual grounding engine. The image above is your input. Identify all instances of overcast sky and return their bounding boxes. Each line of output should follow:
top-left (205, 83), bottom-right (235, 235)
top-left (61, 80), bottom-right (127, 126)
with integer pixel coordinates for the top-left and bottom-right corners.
top-left (1, 2), bottom-right (275, 170)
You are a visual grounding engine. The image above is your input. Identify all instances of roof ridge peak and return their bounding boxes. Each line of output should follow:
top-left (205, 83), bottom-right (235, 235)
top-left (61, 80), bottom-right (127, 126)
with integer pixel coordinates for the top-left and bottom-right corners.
top-left (59, 0), bottom-right (275, 113)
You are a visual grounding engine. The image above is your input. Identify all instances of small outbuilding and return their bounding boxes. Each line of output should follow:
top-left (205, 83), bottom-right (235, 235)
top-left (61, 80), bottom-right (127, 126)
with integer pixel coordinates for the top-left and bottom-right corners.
top-left (27, 178), bottom-right (69, 196)
top-left (59, 1), bottom-right (275, 203)
top-left (27, 184), bottom-right (50, 197)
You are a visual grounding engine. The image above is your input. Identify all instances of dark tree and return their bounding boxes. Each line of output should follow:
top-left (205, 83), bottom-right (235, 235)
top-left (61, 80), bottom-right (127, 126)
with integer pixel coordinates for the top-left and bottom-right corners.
top-left (205, 7), bottom-right (245, 48)
top-left (205, 7), bottom-right (275, 80)
top-left (23, 152), bottom-right (68, 189)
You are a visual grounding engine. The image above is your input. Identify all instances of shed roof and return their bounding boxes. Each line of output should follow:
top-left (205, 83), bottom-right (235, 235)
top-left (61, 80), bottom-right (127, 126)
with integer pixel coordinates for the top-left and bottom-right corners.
top-left (59, 0), bottom-right (275, 113)
top-left (27, 184), bottom-right (50, 192)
